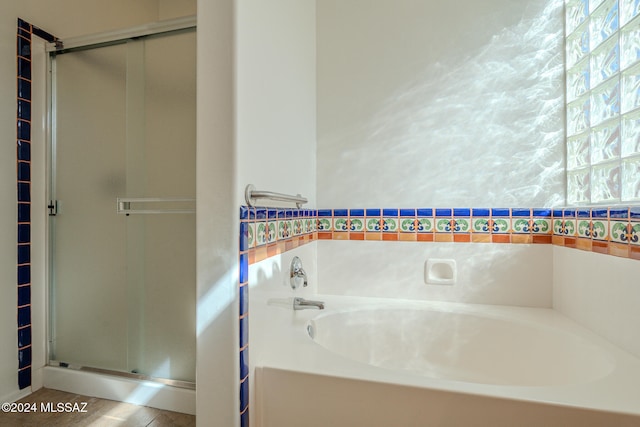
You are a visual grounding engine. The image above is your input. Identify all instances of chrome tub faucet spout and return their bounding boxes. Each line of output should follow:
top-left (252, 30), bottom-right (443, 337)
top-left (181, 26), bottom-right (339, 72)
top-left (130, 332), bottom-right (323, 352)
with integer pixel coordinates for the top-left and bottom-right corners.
top-left (293, 297), bottom-right (325, 310)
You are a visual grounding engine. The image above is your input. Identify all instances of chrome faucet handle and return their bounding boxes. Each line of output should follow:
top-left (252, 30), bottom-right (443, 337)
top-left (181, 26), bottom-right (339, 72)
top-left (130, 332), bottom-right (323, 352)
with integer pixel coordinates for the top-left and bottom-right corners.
top-left (290, 256), bottom-right (308, 289)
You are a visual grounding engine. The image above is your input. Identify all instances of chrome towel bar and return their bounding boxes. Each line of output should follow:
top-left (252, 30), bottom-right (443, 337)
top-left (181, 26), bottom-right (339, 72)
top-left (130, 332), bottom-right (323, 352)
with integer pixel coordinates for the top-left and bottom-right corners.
top-left (244, 184), bottom-right (307, 208)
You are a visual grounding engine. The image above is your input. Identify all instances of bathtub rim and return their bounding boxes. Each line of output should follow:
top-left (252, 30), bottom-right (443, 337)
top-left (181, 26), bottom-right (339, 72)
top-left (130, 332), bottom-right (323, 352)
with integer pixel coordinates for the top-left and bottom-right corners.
top-left (307, 305), bottom-right (617, 387)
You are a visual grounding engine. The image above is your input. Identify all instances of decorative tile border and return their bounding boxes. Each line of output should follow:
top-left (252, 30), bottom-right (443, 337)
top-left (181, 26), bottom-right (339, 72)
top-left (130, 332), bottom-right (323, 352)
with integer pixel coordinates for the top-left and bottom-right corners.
top-left (15, 18), bottom-right (57, 391)
top-left (552, 207), bottom-right (640, 260)
top-left (315, 208), bottom-right (554, 245)
top-left (237, 206), bottom-right (317, 425)
top-left (237, 203), bottom-right (639, 426)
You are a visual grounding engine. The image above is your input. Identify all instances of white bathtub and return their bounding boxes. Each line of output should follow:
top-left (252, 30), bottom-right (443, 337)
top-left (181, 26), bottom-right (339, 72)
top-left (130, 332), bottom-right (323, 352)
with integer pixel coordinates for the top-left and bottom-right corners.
top-left (251, 294), bottom-right (640, 427)
top-left (308, 307), bottom-right (614, 387)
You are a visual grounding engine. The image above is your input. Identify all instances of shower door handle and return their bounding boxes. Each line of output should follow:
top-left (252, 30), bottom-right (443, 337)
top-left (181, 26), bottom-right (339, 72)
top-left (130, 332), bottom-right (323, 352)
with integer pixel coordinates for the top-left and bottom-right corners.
top-left (116, 197), bottom-right (196, 215)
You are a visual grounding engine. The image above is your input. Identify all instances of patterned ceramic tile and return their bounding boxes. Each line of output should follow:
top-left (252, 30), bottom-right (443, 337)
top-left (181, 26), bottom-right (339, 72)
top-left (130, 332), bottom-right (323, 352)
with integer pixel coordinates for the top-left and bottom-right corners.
top-left (400, 218), bottom-right (419, 232)
top-left (266, 221), bottom-right (277, 243)
top-left (381, 217), bottom-right (399, 232)
top-left (631, 222), bottom-right (640, 245)
top-left (610, 221), bottom-right (633, 243)
top-left (415, 209), bottom-right (434, 232)
top-left (333, 216), bottom-right (350, 232)
top-left (317, 217), bottom-right (332, 231)
top-left (278, 220), bottom-right (292, 239)
top-left (531, 218), bottom-right (552, 234)
top-left (364, 209), bottom-right (381, 229)
top-left (472, 217), bottom-right (492, 233)
top-left (292, 219), bottom-right (302, 236)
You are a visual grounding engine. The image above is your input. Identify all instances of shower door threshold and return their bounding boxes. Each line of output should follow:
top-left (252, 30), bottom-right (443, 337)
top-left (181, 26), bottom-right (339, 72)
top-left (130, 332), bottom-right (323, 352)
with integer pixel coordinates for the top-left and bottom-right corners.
top-left (42, 365), bottom-right (196, 414)
top-left (47, 361), bottom-right (195, 390)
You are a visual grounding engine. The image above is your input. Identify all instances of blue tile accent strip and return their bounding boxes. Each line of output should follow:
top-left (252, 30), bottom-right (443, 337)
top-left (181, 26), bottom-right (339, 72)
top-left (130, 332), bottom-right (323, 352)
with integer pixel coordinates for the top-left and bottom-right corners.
top-left (18, 347), bottom-right (31, 369)
top-left (17, 266), bottom-right (30, 286)
top-left (240, 408), bottom-right (250, 427)
top-left (18, 368), bottom-right (30, 390)
top-left (512, 208), bottom-right (530, 217)
top-left (239, 222), bottom-right (248, 252)
top-left (239, 316), bottom-right (248, 348)
top-left (239, 253), bottom-right (248, 284)
top-left (239, 284), bottom-right (248, 317)
top-left (240, 347), bottom-right (249, 379)
top-left (17, 326), bottom-right (31, 348)
top-left (17, 306), bottom-right (30, 328)
top-left (15, 18), bottom-right (58, 392)
top-left (240, 378), bottom-right (249, 412)
top-left (492, 208), bottom-right (510, 216)
top-left (17, 245), bottom-right (30, 265)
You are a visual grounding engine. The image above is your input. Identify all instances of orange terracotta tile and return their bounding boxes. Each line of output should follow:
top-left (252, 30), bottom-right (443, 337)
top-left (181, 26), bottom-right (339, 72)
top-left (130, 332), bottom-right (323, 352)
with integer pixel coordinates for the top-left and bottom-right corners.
top-left (576, 238), bottom-right (592, 251)
top-left (285, 240), bottom-right (294, 251)
top-left (416, 233), bottom-right (434, 242)
top-left (317, 232), bottom-right (332, 240)
top-left (511, 234), bottom-right (531, 244)
top-left (254, 247), bottom-right (268, 263)
top-left (333, 232), bottom-right (350, 240)
top-left (630, 246), bottom-right (640, 260)
top-left (435, 234), bottom-right (453, 243)
top-left (551, 235), bottom-right (565, 246)
top-left (564, 237), bottom-right (577, 248)
top-left (365, 233), bottom-right (382, 241)
top-left (532, 235), bottom-right (552, 244)
top-left (592, 241), bottom-right (608, 254)
top-left (349, 232), bottom-right (365, 241)
top-left (471, 234), bottom-right (491, 243)
top-left (453, 234), bottom-right (471, 243)
top-left (398, 233), bottom-right (417, 242)
top-left (609, 243), bottom-right (630, 258)
top-left (248, 250), bottom-right (256, 265)
top-left (382, 233), bottom-right (398, 241)
top-left (267, 244), bottom-right (279, 258)
top-left (491, 235), bottom-right (510, 244)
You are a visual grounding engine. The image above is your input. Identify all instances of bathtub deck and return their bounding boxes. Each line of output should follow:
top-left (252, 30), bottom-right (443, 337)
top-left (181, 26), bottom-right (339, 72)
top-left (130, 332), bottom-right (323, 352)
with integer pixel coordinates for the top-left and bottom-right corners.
top-left (0, 388), bottom-right (195, 426)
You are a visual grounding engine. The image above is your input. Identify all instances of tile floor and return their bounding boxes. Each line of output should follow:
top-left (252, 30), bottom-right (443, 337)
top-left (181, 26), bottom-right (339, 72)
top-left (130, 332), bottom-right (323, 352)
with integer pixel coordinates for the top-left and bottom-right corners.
top-left (0, 388), bottom-right (195, 426)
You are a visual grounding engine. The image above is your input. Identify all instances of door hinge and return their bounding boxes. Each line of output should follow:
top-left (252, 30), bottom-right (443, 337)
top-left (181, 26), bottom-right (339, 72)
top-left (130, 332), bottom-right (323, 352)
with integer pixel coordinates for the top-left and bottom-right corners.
top-left (48, 200), bottom-right (59, 216)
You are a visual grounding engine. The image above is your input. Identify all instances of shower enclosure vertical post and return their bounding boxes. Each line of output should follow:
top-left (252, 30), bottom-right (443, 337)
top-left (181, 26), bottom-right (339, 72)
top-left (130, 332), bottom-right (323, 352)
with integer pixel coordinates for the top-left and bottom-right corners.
top-left (125, 39), bottom-right (146, 375)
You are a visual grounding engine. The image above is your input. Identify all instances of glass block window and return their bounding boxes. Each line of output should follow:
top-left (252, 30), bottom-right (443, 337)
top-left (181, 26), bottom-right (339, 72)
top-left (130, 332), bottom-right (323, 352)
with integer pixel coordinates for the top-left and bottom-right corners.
top-left (566, 0), bottom-right (640, 204)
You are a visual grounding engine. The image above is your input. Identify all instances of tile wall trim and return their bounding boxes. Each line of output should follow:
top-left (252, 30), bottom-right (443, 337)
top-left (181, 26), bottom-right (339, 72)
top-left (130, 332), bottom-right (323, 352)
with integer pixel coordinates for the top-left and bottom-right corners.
top-left (15, 18), bottom-right (57, 391)
top-left (552, 206), bottom-right (640, 260)
top-left (237, 206), bottom-right (317, 426)
top-left (237, 204), bottom-right (639, 426)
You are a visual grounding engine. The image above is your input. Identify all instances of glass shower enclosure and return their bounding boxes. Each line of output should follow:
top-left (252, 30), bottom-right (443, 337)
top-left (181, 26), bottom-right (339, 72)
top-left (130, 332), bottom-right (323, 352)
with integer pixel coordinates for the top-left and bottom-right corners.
top-left (47, 23), bottom-right (196, 385)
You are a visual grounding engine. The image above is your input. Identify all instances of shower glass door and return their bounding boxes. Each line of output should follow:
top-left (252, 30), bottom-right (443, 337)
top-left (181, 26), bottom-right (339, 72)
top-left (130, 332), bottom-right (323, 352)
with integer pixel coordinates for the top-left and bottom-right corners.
top-left (48, 29), bottom-right (196, 383)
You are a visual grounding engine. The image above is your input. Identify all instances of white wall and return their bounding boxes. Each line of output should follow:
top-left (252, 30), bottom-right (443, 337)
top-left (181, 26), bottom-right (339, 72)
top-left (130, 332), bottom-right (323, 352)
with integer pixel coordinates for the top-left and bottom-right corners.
top-left (236, 1), bottom-right (317, 424)
top-left (236, 0), bottom-right (317, 209)
top-left (196, 0), bottom-right (237, 424)
top-left (318, 241), bottom-right (553, 307)
top-left (316, 0), bottom-right (565, 208)
top-left (553, 247), bottom-right (640, 359)
top-left (314, 0), bottom-right (565, 310)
